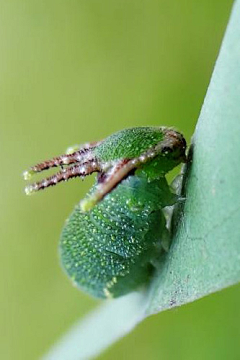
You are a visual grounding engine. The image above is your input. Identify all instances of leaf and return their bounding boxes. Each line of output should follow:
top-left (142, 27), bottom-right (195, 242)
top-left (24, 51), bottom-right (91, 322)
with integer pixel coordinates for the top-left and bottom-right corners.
top-left (42, 292), bottom-right (147, 360)
top-left (42, 1), bottom-right (240, 359)
top-left (146, 0), bottom-right (240, 314)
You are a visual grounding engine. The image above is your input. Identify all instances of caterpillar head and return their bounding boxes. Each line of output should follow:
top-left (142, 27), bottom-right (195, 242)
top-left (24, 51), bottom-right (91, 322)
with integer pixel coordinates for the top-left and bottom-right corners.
top-left (23, 127), bottom-right (186, 211)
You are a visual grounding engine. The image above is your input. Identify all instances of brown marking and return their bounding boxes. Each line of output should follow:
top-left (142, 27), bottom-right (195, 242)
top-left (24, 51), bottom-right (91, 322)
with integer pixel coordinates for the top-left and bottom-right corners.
top-left (26, 160), bottom-right (100, 193)
top-left (28, 141), bottom-right (102, 174)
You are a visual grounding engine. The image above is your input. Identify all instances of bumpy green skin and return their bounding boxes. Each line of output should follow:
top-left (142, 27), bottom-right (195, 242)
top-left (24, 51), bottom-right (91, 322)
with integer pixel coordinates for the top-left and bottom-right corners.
top-left (93, 127), bottom-right (164, 161)
top-left (94, 127), bottom-right (185, 178)
top-left (60, 127), bottom-right (185, 299)
top-left (60, 175), bottom-right (176, 298)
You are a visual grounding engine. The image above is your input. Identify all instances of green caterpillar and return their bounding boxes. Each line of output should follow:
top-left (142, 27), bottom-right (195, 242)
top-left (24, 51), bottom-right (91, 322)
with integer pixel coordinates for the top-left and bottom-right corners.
top-left (23, 127), bottom-right (186, 299)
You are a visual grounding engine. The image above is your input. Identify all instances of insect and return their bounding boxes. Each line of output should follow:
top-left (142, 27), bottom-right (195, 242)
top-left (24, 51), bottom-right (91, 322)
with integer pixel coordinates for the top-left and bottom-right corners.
top-left (23, 127), bottom-right (186, 299)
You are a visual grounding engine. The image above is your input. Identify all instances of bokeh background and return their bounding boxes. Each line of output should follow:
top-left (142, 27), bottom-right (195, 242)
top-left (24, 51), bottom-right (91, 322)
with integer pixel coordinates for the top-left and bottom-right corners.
top-left (1, 0), bottom-right (239, 359)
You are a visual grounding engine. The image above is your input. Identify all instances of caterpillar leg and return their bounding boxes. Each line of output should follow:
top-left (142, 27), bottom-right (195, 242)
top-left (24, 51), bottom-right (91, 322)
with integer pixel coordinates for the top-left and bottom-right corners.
top-left (148, 210), bottom-right (171, 270)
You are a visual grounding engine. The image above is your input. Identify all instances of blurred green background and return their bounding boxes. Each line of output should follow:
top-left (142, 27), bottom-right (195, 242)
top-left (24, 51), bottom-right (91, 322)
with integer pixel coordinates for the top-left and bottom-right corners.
top-left (1, 0), bottom-right (239, 359)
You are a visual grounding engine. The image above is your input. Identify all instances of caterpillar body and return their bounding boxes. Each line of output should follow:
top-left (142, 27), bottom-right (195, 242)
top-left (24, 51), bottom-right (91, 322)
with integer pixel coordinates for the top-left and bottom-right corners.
top-left (24, 127), bottom-right (186, 298)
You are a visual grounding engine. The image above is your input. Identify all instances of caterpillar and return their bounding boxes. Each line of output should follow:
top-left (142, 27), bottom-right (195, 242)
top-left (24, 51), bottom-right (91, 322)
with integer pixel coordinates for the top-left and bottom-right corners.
top-left (23, 126), bottom-right (186, 299)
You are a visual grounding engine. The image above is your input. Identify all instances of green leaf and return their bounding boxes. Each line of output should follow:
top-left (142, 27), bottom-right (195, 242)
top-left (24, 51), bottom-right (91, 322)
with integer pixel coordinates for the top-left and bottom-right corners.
top-left (146, 0), bottom-right (240, 314)
top-left (42, 1), bottom-right (240, 358)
